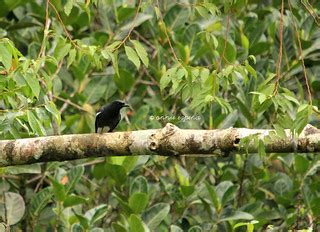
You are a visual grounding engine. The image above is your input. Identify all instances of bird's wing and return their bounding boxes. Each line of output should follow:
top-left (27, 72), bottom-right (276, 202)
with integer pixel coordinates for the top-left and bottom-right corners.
top-left (95, 112), bottom-right (102, 133)
top-left (108, 115), bottom-right (121, 132)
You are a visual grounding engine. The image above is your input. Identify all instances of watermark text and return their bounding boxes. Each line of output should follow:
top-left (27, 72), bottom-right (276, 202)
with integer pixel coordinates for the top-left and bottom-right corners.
top-left (149, 115), bottom-right (201, 122)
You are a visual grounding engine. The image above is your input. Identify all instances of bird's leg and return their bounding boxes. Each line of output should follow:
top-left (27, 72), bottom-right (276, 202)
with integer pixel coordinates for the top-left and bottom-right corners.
top-left (100, 127), bottom-right (104, 134)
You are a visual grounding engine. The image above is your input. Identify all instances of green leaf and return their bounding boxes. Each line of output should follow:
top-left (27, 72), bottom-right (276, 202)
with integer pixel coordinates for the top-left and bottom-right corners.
top-left (180, 185), bottom-right (194, 197)
top-left (282, 88), bottom-right (300, 105)
top-left (74, 213), bottom-right (89, 229)
top-left (64, 0), bottom-right (75, 16)
top-left (160, 67), bottom-right (177, 91)
top-left (84, 76), bottom-right (116, 104)
top-left (294, 104), bottom-right (312, 134)
top-left (13, 70), bottom-right (27, 87)
top-left (48, 176), bottom-right (66, 201)
top-left (245, 60), bottom-right (257, 79)
top-left (101, 49), bottom-right (110, 60)
top-left (106, 41), bottom-right (122, 51)
top-left (131, 40), bottom-right (149, 67)
top-left (274, 174), bottom-right (293, 195)
top-left (27, 110), bottom-right (45, 136)
top-left (67, 48), bottom-right (76, 67)
top-left (112, 223), bottom-right (127, 232)
top-left (122, 156), bottom-right (139, 173)
top-left (63, 194), bottom-right (88, 207)
top-left (215, 181), bottom-right (233, 202)
top-left (295, 155), bottom-right (309, 174)
top-left (24, 72), bottom-right (40, 98)
top-left (54, 38), bottom-right (72, 62)
top-left (170, 225), bottom-right (184, 232)
top-left (203, 3), bottom-right (219, 15)
top-left (258, 139), bottom-right (266, 157)
top-left (188, 226), bottom-right (202, 232)
top-left (114, 68), bottom-right (135, 92)
top-left (154, 6), bottom-right (161, 19)
top-left (111, 50), bottom-right (120, 76)
top-left (311, 197), bottom-right (320, 217)
top-left (234, 220), bottom-right (259, 231)
top-left (65, 165), bottom-right (84, 195)
top-left (214, 96), bottom-right (232, 113)
top-left (217, 110), bottom-right (238, 129)
top-left (120, 13), bottom-right (153, 32)
top-left (130, 176), bottom-right (149, 195)
top-left (129, 214), bottom-right (146, 232)
top-left (0, 42), bottom-right (12, 71)
top-left (30, 187), bottom-right (53, 218)
top-left (235, 97), bottom-right (253, 122)
top-left (4, 164), bottom-right (41, 174)
top-left (273, 124), bottom-right (287, 139)
top-left (84, 204), bottom-right (109, 225)
top-left (142, 203), bottom-right (170, 230)
top-left (221, 185), bottom-right (238, 206)
top-left (220, 211), bottom-right (254, 222)
top-left (113, 193), bottom-right (132, 214)
top-left (105, 163), bottom-right (127, 185)
top-left (217, 38), bottom-right (236, 63)
top-left (241, 33), bottom-right (249, 51)
top-left (306, 161), bottom-right (320, 177)
top-left (205, 182), bottom-right (221, 211)
top-left (175, 164), bottom-right (190, 186)
top-left (45, 100), bottom-right (61, 125)
top-left (92, 162), bottom-right (107, 179)
top-left (129, 192), bottom-right (149, 214)
top-left (5, 192), bottom-right (25, 225)
top-left (125, 45), bottom-right (141, 70)
top-left (196, 6), bottom-right (209, 18)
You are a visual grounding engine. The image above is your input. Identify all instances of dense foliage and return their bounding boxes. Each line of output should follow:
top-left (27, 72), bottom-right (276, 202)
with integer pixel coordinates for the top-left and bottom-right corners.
top-left (0, 0), bottom-right (320, 231)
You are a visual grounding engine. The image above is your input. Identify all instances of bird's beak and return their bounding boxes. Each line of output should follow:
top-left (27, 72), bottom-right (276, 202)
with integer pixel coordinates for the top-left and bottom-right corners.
top-left (123, 103), bottom-right (131, 109)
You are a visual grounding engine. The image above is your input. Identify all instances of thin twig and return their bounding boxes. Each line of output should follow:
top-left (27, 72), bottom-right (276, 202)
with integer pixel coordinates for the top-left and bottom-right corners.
top-left (114, 0), bottom-right (142, 50)
top-left (288, 0), bottom-right (313, 104)
top-left (273, 0), bottom-right (285, 96)
top-left (143, 166), bottom-right (159, 181)
top-left (59, 92), bottom-right (75, 114)
top-left (237, 153), bottom-right (248, 206)
top-left (143, 66), bottom-right (160, 87)
top-left (48, 1), bottom-right (80, 48)
top-left (301, 0), bottom-right (320, 27)
top-left (133, 30), bottom-right (156, 50)
top-left (155, 0), bottom-right (182, 66)
top-left (0, 175), bottom-right (20, 180)
top-left (48, 61), bottom-right (63, 135)
top-left (125, 74), bottom-right (143, 101)
top-left (82, 158), bottom-right (105, 167)
top-left (54, 95), bottom-right (91, 114)
top-left (137, 80), bottom-right (157, 85)
top-left (0, 104), bottom-right (46, 113)
top-left (34, 174), bottom-right (47, 193)
top-left (218, 14), bottom-right (231, 69)
top-left (2, 177), bottom-right (9, 231)
top-left (26, 175), bottom-right (43, 185)
top-left (38, 0), bottom-right (51, 59)
top-left (82, 175), bottom-right (100, 188)
top-left (51, 61), bottom-right (63, 81)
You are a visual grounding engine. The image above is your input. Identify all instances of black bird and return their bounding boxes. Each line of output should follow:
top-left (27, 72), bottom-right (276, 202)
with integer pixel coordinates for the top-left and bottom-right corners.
top-left (95, 100), bottom-right (129, 133)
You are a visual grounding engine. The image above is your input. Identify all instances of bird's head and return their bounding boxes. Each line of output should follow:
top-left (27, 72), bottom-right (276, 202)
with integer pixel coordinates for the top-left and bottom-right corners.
top-left (110, 100), bottom-right (130, 110)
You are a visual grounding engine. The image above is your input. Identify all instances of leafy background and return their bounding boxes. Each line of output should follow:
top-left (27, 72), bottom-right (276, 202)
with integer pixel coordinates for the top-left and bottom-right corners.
top-left (0, 0), bottom-right (320, 231)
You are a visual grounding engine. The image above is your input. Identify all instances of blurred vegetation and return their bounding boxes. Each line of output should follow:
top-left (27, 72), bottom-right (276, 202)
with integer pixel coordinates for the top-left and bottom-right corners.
top-left (0, 0), bottom-right (320, 231)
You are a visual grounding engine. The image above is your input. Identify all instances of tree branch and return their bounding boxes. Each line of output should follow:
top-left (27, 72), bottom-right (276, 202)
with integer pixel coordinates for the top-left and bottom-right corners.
top-left (0, 124), bottom-right (320, 167)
